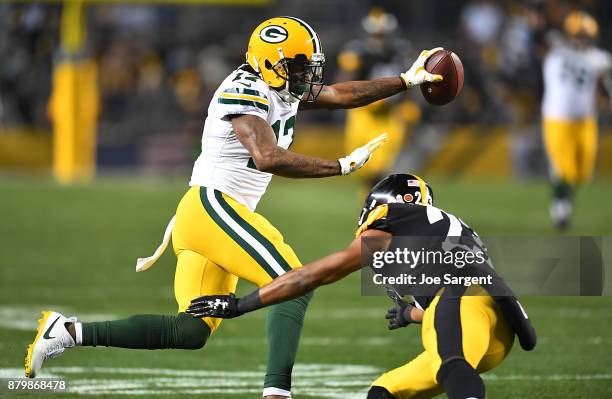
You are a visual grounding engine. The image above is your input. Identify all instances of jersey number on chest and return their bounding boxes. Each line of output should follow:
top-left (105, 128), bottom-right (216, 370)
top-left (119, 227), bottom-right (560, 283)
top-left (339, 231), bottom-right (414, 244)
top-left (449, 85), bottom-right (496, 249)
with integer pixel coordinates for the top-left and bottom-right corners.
top-left (561, 59), bottom-right (590, 87)
top-left (247, 115), bottom-right (296, 170)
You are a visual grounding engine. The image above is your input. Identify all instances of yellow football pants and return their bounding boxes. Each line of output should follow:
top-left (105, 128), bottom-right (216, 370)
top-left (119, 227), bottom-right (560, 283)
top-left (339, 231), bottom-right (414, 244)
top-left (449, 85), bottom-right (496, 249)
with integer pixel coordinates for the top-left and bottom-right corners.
top-left (172, 186), bottom-right (301, 332)
top-left (372, 288), bottom-right (514, 399)
top-left (543, 118), bottom-right (597, 184)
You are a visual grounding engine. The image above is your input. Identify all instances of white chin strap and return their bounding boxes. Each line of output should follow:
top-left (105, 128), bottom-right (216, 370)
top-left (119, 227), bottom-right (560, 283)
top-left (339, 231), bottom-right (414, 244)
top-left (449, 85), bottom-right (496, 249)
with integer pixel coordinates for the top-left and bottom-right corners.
top-left (252, 57), bottom-right (260, 72)
top-left (277, 47), bottom-right (293, 97)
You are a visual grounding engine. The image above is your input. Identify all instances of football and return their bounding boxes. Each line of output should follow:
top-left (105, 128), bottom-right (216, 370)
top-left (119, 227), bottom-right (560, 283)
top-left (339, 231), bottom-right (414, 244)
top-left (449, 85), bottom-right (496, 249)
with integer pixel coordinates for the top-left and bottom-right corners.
top-left (420, 49), bottom-right (464, 105)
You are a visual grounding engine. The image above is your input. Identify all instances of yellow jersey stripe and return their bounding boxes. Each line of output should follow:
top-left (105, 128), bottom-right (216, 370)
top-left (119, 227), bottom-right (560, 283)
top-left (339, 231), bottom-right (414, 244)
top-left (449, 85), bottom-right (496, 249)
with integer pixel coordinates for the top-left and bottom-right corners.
top-left (219, 92), bottom-right (270, 105)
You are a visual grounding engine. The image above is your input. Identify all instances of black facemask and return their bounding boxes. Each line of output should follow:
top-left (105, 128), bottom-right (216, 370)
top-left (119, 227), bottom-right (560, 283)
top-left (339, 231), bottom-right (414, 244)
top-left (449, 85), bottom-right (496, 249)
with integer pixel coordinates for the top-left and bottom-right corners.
top-left (269, 53), bottom-right (325, 102)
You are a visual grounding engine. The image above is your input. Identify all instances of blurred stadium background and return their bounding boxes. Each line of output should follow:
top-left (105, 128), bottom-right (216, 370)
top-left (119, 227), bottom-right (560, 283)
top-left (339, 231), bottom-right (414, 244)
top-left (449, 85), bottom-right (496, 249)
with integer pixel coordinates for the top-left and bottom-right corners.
top-left (1, 1), bottom-right (612, 398)
top-left (1, 0), bottom-right (612, 180)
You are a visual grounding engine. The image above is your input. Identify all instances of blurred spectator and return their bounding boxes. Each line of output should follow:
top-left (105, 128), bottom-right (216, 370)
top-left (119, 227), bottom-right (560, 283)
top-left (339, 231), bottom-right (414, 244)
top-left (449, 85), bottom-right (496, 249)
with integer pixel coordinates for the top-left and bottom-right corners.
top-left (1, 0), bottom-right (610, 168)
top-left (457, 0), bottom-right (505, 123)
top-left (0, 4), bottom-right (59, 127)
top-left (498, 1), bottom-right (547, 179)
top-left (336, 7), bottom-right (420, 194)
top-left (461, 0), bottom-right (504, 46)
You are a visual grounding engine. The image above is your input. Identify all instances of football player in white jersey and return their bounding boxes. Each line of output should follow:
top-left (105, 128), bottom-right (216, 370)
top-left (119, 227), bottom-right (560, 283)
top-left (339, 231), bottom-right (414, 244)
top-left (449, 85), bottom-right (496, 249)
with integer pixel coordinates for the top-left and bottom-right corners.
top-left (542, 10), bottom-right (612, 230)
top-left (25, 16), bottom-right (442, 399)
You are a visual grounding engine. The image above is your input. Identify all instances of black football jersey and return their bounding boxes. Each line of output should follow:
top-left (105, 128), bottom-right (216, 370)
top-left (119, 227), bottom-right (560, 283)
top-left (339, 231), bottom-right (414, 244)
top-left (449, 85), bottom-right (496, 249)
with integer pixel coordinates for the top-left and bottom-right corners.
top-left (361, 203), bottom-right (515, 309)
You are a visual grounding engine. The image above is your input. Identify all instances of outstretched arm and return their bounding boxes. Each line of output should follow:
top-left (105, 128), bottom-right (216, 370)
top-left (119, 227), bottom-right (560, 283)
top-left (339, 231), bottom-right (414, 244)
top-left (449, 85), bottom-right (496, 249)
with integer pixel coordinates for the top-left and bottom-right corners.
top-left (301, 48), bottom-right (443, 110)
top-left (233, 114), bottom-right (387, 177)
top-left (256, 233), bottom-right (365, 305)
top-left (302, 77), bottom-right (407, 110)
top-left (187, 229), bottom-right (391, 318)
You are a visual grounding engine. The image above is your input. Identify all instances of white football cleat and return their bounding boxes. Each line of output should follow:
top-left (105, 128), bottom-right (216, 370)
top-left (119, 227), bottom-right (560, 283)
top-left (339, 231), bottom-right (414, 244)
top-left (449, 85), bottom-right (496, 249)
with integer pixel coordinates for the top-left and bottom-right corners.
top-left (550, 199), bottom-right (572, 231)
top-left (25, 311), bottom-right (76, 378)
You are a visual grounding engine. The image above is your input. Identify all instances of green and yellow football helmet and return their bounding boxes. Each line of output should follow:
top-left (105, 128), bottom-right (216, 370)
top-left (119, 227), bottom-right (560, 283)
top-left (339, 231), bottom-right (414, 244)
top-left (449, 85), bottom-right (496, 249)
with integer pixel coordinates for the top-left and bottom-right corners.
top-left (246, 17), bottom-right (325, 102)
top-left (564, 10), bottom-right (599, 41)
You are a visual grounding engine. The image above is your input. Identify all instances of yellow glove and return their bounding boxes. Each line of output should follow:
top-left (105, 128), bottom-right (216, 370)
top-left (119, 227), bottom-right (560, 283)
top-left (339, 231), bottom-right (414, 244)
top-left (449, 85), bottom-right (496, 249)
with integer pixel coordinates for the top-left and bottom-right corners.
top-left (338, 133), bottom-right (389, 175)
top-left (400, 48), bottom-right (444, 89)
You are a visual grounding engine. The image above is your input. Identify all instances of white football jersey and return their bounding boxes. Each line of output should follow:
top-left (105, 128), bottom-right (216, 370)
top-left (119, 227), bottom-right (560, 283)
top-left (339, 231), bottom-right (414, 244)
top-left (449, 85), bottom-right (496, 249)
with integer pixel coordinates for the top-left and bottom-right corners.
top-left (190, 66), bottom-right (299, 211)
top-left (542, 34), bottom-right (612, 119)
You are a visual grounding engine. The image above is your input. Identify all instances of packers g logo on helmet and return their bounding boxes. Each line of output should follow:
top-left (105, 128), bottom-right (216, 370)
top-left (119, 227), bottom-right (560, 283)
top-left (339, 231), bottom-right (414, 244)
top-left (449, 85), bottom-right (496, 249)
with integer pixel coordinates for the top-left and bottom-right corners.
top-left (260, 25), bottom-right (288, 43)
top-left (246, 17), bottom-right (325, 102)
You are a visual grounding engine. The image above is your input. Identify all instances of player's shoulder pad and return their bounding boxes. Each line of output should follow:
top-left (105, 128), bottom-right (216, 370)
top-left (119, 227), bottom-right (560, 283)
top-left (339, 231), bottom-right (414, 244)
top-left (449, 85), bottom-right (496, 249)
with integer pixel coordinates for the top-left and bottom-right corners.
top-left (355, 204), bottom-right (388, 238)
top-left (592, 47), bottom-right (612, 71)
top-left (217, 68), bottom-right (271, 114)
top-left (387, 203), bottom-right (435, 228)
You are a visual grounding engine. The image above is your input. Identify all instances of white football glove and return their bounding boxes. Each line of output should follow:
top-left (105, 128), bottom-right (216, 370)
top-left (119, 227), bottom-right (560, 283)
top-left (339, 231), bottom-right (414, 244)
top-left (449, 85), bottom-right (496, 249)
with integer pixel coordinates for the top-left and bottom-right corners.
top-left (338, 133), bottom-right (388, 175)
top-left (400, 47), bottom-right (444, 89)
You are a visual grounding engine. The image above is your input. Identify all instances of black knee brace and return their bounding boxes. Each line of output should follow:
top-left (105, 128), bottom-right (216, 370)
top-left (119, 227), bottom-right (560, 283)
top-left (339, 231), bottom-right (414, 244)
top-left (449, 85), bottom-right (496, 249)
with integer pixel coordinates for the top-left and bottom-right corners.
top-left (553, 180), bottom-right (573, 200)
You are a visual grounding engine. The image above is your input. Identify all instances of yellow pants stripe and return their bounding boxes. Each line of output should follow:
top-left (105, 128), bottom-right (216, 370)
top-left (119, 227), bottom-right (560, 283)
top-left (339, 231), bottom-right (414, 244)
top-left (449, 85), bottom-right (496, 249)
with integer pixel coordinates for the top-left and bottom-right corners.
top-left (218, 92), bottom-right (270, 105)
top-left (173, 186), bottom-right (301, 332)
top-left (199, 187), bottom-right (291, 278)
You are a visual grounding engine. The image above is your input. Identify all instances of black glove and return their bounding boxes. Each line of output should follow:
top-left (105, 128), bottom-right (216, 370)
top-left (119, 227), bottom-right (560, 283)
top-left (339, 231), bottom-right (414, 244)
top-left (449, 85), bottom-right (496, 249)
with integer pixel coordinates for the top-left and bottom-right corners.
top-left (385, 300), bottom-right (417, 330)
top-left (186, 293), bottom-right (243, 319)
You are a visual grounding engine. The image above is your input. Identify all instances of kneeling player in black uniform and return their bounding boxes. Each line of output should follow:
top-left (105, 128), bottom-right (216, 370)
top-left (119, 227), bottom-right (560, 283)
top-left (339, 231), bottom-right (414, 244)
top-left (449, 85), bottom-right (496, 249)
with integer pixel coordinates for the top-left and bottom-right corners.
top-left (187, 174), bottom-right (536, 399)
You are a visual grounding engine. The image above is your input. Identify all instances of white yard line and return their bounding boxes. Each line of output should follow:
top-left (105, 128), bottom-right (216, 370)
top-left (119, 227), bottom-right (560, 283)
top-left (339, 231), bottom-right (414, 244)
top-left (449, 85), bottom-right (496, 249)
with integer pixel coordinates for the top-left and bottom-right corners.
top-left (207, 336), bottom-right (402, 347)
top-left (1, 365), bottom-right (610, 398)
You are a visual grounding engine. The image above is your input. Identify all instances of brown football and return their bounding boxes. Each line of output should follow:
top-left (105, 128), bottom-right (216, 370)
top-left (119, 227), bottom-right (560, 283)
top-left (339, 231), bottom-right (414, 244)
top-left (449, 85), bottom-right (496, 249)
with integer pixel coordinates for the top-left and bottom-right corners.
top-left (420, 50), bottom-right (464, 106)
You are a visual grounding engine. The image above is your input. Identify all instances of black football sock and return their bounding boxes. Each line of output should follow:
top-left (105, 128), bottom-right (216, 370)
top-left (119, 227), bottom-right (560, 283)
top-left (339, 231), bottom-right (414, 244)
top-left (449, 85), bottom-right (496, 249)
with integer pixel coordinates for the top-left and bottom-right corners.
top-left (81, 313), bottom-right (210, 349)
top-left (263, 291), bottom-right (313, 392)
top-left (553, 180), bottom-right (573, 201)
top-left (550, 180), bottom-right (573, 230)
top-left (437, 358), bottom-right (485, 399)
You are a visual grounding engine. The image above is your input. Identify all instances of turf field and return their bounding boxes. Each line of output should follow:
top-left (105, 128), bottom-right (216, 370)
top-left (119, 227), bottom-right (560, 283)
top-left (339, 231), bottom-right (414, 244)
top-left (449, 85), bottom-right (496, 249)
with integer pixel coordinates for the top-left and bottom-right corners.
top-left (1, 176), bottom-right (611, 398)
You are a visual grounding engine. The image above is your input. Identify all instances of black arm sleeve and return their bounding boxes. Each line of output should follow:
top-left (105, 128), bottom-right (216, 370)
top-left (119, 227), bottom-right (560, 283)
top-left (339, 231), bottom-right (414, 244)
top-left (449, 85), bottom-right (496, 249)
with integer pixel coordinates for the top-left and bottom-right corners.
top-left (236, 290), bottom-right (264, 315)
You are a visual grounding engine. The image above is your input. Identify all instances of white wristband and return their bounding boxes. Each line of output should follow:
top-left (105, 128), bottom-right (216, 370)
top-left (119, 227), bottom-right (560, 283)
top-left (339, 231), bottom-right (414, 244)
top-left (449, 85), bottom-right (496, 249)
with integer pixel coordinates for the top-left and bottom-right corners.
top-left (400, 73), bottom-right (413, 89)
top-left (338, 157), bottom-right (351, 175)
top-left (74, 322), bottom-right (83, 346)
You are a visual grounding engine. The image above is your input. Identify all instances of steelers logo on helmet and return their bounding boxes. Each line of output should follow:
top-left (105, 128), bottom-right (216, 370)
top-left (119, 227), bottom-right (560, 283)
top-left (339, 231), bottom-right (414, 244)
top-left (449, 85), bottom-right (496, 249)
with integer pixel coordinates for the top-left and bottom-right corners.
top-left (259, 25), bottom-right (288, 43)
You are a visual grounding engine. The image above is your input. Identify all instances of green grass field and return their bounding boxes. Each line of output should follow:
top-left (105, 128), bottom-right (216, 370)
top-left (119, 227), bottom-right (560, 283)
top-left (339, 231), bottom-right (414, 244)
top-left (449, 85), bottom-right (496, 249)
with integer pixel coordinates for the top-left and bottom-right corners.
top-left (1, 176), bottom-right (611, 398)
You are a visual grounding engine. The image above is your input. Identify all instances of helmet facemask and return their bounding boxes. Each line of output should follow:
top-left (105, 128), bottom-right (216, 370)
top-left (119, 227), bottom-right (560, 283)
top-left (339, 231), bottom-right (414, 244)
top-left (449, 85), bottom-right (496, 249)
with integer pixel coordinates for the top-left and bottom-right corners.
top-left (268, 51), bottom-right (325, 102)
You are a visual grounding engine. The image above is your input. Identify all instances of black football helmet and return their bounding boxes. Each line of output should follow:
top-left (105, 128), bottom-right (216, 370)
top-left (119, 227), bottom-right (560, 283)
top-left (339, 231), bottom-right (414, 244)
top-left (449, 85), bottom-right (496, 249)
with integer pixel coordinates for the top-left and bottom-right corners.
top-left (358, 173), bottom-right (434, 227)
